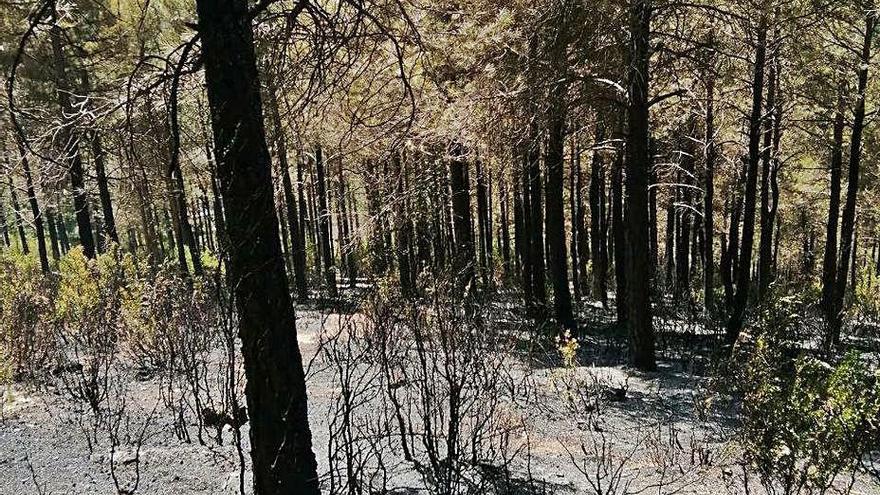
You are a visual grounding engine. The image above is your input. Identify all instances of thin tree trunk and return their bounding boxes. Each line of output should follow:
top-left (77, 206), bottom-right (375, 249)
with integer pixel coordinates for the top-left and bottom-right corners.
top-left (6, 157), bottom-right (28, 254)
top-left (0, 187), bottom-right (10, 247)
top-left (268, 80), bottom-right (308, 302)
top-left (829, 13), bottom-right (875, 346)
top-left (475, 158), bottom-right (491, 288)
top-left (546, 68), bottom-right (575, 329)
top-left (50, 19), bottom-right (95, 259)
top-left (589, 124), bottom-right (608, 306)
top-left (13, 139), bottom-right (50, 273)
top-left (394, 152), bottom-right (415, 297)
top-left (726, 15), bottom-right (768, 345)
top-left (575, 140), bottom-right (590, 297)
top-left (612, 148), bottom-right (627, 325)
top-left (88, 128), bottom-right (118, 247)
top-left (570, 137), bottom-right (581, 302)
top-left (821, 109), bottom-right (845, 315)
top-left (758, 53), bottom-right (777, 298)
top-left (450, 143), bottom-right (476, 292)
top-left (704, 65), bottom-right (716, 313)
top-left (315, 145), bottom-right (337, 299)
top-left (499, 172), bottom-right (512, 278)
top-left (527, 133), bottom-right (547, 312)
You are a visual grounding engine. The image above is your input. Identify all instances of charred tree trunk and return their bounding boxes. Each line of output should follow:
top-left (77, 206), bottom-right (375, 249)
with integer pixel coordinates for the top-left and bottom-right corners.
top-left (575, 141), bottom-right (590, 298)
top-left (758, 54), bottom-right (778, 298)
top-left (14, 140), bottom-right (50, 273)
top-left (0, 189), bottom-right (10, 248)
top-left (339, 160), bottom-right (357, 288)
top-left (499, 173), bottom-right (512, 278)
top-left (821, 109), bottom-right (845, 316)
top-left (475, 158), bottom-right (491, 288)
top-left (546, 38), bottom-right (574, 329)
top-left (704, 65), bottom-right (717, 313)
top-left (50, 19), bottom-right (95, 259)
top-left (665, 184), bottom-right (675, 290)
top-left (195, 2), bottom-right (320, 493)
top-left (268, 81), bottom-right (308, 302)
top-left (6, 157), bottom-right (29, 254)
top-left (394, 152), bottom-right (415, 297)
top-left (570, 138), bottom-right (581, 302)
top-left (829, 13), bottom-right (875, 346)
top-left (315, 145), bottom-right (337, 299)
top-left (527, 136), bottom-right (547, 312)
top-left (625, 0), bottom-right (657, 370)
top-left (450, 143), bottom-right (476, 292)
top-left (726, 15), bottom-right (768, 345)
top-left (612, 150), bottom-right (627, 325)
top-left (589, 124), bottom-right (608, 306)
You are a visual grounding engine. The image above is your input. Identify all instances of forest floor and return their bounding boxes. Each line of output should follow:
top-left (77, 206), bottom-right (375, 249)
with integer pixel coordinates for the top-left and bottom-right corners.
top-left (0, 300), bottom-right (876, 495)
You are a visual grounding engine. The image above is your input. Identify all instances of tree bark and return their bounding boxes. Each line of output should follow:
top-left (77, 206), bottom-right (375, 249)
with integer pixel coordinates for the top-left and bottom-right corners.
top-left (315, 145), bottom-right (337, 298)
top-left (50, 19), bottom-right (95, 259)
top-left (5, 155), bottom-right (28, 255)
top-left (821, 109), bottom-right (845, 316)
top-left (757, 53), bottom-right (777, 298)
top-left (704, 65), bottom-right (716, 313)
top-left (829, 13), bottom-right (875, 346)
top-left (589, 123), bottom-right (608, 306)
top-left (625, 0), bottom-right (657, 370)
top-left (612, 152), bottom-right (627, 325)
top-left (268, 81), bottom-right (308, 302)
top-left (545, 36), bottom-right (574, 329)
top-left (726, 15), bottom-right (768, 345)
top-left (394, 152), bottom-right (415, 297)
top-left (195, 2), bottom-right (320, 493)
top-left (475, 157), bottom-right (492, 288)
top-left (11, 139), bottom-right (49, 273)
top-left (450, 143), bottom-right (476, 292)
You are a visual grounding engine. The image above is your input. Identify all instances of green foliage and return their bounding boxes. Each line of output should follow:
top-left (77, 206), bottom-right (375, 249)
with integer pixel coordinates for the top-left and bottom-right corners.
top-left (850, 266), bottom-right (880, 324)
top-left (735, 302), bottom-right (880, 492)
top-left (0, 249), bottom-right (54, 382)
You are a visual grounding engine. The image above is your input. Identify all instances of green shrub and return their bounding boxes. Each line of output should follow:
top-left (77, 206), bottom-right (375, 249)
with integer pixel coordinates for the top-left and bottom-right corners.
top-left (0, 249), bottom-right (54, 381)
top-left (735, 303), bottom-right (880, 492)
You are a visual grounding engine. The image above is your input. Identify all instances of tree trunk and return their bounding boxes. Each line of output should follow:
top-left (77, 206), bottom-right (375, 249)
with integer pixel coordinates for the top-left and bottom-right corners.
top-left (757, 54), bottom-right (777, 298)
top-left (315, 145), bottom-right (337, 299)
top-left (821, 109), bottom-right (845, 316)
top-left (829, 13), bottom-right (875, 346)
top-left (394, 152), bottom-right (415, 297)
top-left (674, 129), bottom-right (695, 303)
top-left (499, 173), bottom-right (512, 278)
top-left (195, 2), bottom-right (320, 493)
top-left (87, 121), bottom-right (118, 248)
top-left (625, 0), bottom-right (657, 371)
top-left (570, 137), bottom-right (581, 302)
top-left (575, 140), bottom-right (590, 297)
top-left (612, 151), bottom-right (627, 325)
top-left (5, 155), bottom-right (28, 254)
top-left (545, 40), bottom-right (574, 329)
top-left (475, 158), bottom-right (492, 288)
top-left (589, 123), bottom-right (608, 306)
top-left (450, 143), bottom-right (476, 292)
top-left (704, 66), bottom-right (716, 313)
top-left (527, 134), bottom-right (547, 312)
top-left (726, 15), bottom-right (768, 345)
top-left (268, 81), bottom-right (308, 302)
top-left (14, 139), bottom-right (50, 273)
top-left (50, 19), bottom-right (95, 259)
top-left (0, 188), bottom-right (10, 248)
